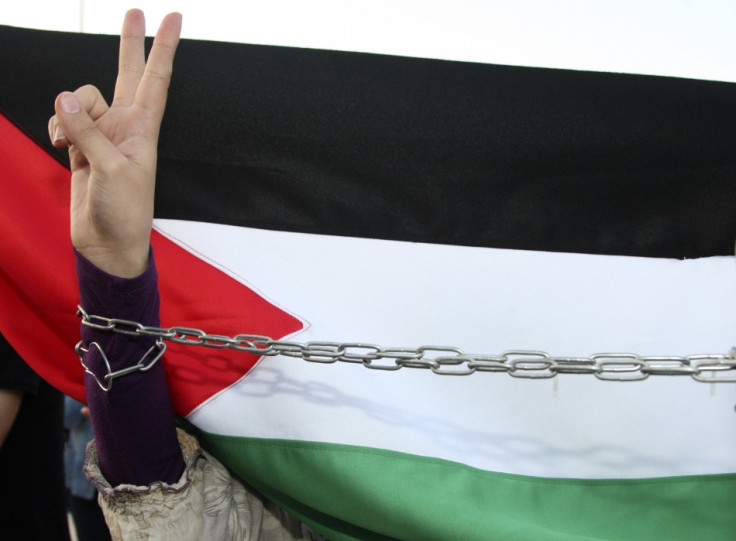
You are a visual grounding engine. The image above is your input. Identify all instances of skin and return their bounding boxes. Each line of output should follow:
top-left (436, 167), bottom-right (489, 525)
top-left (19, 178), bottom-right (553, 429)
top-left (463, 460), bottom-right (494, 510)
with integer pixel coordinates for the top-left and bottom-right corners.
top-left (0, 389), bottom-right (22, 448)
top-left (48, 9), bottom-right (182, 278)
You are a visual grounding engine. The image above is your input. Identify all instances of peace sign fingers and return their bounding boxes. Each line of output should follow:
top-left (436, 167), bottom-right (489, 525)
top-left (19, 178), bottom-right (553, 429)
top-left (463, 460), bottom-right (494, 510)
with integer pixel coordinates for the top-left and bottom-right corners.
top-left (113, 9), bottom-right (181, 128)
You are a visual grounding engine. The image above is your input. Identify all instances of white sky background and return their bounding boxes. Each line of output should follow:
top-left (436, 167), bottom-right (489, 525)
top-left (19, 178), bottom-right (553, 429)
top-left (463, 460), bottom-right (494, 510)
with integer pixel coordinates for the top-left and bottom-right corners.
top-left (1, 0), bottom-right (735, 82)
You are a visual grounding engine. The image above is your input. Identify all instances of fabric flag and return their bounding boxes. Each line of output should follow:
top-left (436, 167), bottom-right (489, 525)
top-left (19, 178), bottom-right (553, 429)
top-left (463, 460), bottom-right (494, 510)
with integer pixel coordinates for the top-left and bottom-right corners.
top-left (1, 24), bottom-right (736, 540)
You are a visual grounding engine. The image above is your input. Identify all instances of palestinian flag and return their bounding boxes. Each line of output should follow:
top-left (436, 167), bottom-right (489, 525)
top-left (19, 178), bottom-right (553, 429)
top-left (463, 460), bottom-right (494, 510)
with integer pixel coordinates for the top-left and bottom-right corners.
top-left (2, 23), bottom-right (736, 541)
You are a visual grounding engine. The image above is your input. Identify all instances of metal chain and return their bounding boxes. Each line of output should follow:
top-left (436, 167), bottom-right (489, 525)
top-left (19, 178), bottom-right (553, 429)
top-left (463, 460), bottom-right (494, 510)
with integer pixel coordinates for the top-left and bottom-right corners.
top-left (75, 339), bottom-right (166, 391)
top-left (76, 306), bottom-right (736, 383)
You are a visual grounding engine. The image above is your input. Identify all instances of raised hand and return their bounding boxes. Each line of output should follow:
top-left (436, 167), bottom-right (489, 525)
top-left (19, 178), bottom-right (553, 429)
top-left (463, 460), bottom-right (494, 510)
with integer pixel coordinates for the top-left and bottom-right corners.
top-left (48, 9), bottom-right (182, 278)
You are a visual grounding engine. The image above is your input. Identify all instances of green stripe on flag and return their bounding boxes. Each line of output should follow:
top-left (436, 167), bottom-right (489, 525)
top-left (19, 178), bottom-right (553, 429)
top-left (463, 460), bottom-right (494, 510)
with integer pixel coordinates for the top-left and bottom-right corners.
top-left (191, 427), bottom-right (736, 541)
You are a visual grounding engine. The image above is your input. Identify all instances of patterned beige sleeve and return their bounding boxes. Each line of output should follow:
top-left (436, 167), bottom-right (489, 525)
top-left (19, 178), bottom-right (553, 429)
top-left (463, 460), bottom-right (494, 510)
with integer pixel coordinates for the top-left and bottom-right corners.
top-left (84, 428), bottom-right (325, 541)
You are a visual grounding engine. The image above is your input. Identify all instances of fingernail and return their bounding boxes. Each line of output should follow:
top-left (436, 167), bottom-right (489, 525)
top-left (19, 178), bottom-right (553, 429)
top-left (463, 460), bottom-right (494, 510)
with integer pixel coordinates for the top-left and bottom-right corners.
top-left (53, 124), bottom-right (66, 143)
top-left (60, 93), bottom-right (80, 114)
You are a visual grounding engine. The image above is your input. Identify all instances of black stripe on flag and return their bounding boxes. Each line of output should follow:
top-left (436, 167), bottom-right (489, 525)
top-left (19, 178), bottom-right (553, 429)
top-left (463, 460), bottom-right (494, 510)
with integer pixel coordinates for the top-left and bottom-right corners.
top-left (2, 24), bottom-right (735, 258)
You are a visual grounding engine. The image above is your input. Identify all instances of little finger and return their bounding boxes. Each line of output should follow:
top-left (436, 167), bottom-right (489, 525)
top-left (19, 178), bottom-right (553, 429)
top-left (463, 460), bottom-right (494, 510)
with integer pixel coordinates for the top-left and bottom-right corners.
top-left (48, 115), bottom-right (68, 147)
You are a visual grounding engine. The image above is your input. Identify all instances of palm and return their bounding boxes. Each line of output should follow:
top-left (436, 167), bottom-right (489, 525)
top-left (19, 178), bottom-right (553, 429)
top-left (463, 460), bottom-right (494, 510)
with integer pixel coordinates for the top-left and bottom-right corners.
top-left (69, 105), bottom-right (155, 258)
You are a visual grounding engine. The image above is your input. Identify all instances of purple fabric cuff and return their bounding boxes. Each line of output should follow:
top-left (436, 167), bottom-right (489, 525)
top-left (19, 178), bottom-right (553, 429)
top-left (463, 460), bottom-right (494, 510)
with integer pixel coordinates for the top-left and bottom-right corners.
top-left (76, 248), bottom-right (185, 487)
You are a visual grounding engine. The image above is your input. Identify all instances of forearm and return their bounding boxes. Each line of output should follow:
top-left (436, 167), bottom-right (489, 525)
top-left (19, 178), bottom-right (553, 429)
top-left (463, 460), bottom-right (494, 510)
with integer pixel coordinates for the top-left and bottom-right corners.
top-left (77, 248), bottom-right (185, 487)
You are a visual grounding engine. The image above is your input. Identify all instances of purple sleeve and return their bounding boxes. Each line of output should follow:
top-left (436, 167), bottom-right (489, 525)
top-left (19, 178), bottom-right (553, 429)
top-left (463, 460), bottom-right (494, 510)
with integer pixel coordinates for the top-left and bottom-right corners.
top-left (76, 248), bottom-right (185, 487)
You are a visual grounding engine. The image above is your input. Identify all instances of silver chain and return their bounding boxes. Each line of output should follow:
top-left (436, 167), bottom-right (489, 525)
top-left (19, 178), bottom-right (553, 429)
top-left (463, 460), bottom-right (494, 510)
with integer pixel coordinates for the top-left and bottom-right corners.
top-left (75, 339), bottom-right (166, 391)
top-left (76, 306), bottom-right (736, 383)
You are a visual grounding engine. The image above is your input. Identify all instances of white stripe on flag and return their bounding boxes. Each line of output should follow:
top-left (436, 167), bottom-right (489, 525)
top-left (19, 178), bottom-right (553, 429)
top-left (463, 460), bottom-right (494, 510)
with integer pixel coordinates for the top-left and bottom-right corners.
top-left (155, 218), bottom-right (736, 480)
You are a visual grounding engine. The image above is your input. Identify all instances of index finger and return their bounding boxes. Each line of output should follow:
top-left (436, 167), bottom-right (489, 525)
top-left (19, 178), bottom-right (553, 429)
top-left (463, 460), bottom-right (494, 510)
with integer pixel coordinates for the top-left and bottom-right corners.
top-left (113, 9), bottom-right (147, 107)
top-left (135, 12), bottom-right (182, 121)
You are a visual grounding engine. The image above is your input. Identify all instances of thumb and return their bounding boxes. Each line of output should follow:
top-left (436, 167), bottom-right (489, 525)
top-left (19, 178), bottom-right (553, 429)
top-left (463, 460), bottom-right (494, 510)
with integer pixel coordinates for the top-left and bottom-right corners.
top-left (54, 92), bottom-right (119, 167)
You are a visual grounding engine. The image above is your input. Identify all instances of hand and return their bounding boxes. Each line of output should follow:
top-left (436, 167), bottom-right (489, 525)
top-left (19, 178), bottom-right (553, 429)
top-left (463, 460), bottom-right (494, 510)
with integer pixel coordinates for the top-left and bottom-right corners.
top-left (48, 9), bottom-right (182, 278)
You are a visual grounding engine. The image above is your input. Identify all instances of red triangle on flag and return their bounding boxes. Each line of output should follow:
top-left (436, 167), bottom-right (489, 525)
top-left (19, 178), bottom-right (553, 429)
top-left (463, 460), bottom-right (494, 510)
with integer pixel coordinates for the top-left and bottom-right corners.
top-left (0, 113), bottom-right (303, 415)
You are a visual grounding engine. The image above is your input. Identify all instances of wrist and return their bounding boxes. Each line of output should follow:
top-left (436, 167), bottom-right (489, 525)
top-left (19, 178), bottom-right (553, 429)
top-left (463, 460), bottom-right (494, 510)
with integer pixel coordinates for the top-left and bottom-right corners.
top-left (75, 245), bottom-right (150, 279)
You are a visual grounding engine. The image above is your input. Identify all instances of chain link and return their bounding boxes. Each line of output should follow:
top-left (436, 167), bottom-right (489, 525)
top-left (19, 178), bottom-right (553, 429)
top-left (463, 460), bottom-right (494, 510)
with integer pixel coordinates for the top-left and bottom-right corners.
top-left (75, 338), bottom-right (167, 391)
top-left (76, 307), bottom-right (736, 383)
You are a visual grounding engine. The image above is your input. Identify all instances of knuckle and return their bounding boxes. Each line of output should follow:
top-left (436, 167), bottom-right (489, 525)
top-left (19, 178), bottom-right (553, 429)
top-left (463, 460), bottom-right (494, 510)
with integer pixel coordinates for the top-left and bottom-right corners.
top-left (119, 61), bottom-right (143, 76)
top-left (75, 122), bottom-right (100, 141)
top-left (77, 83), bottom-right (100, 94)
top-left (93, 155), bottom-right (128, 179)
top-left (144, 67), bottom-right (172, 82)
top-left (108, 154), bottom-right (129, 170)
top-left (75, 84), bottom-right (102, 102)
top-left (75, 85), bottom-right (108, 115)
top-left (153, 40), bottom-right (177, 56)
